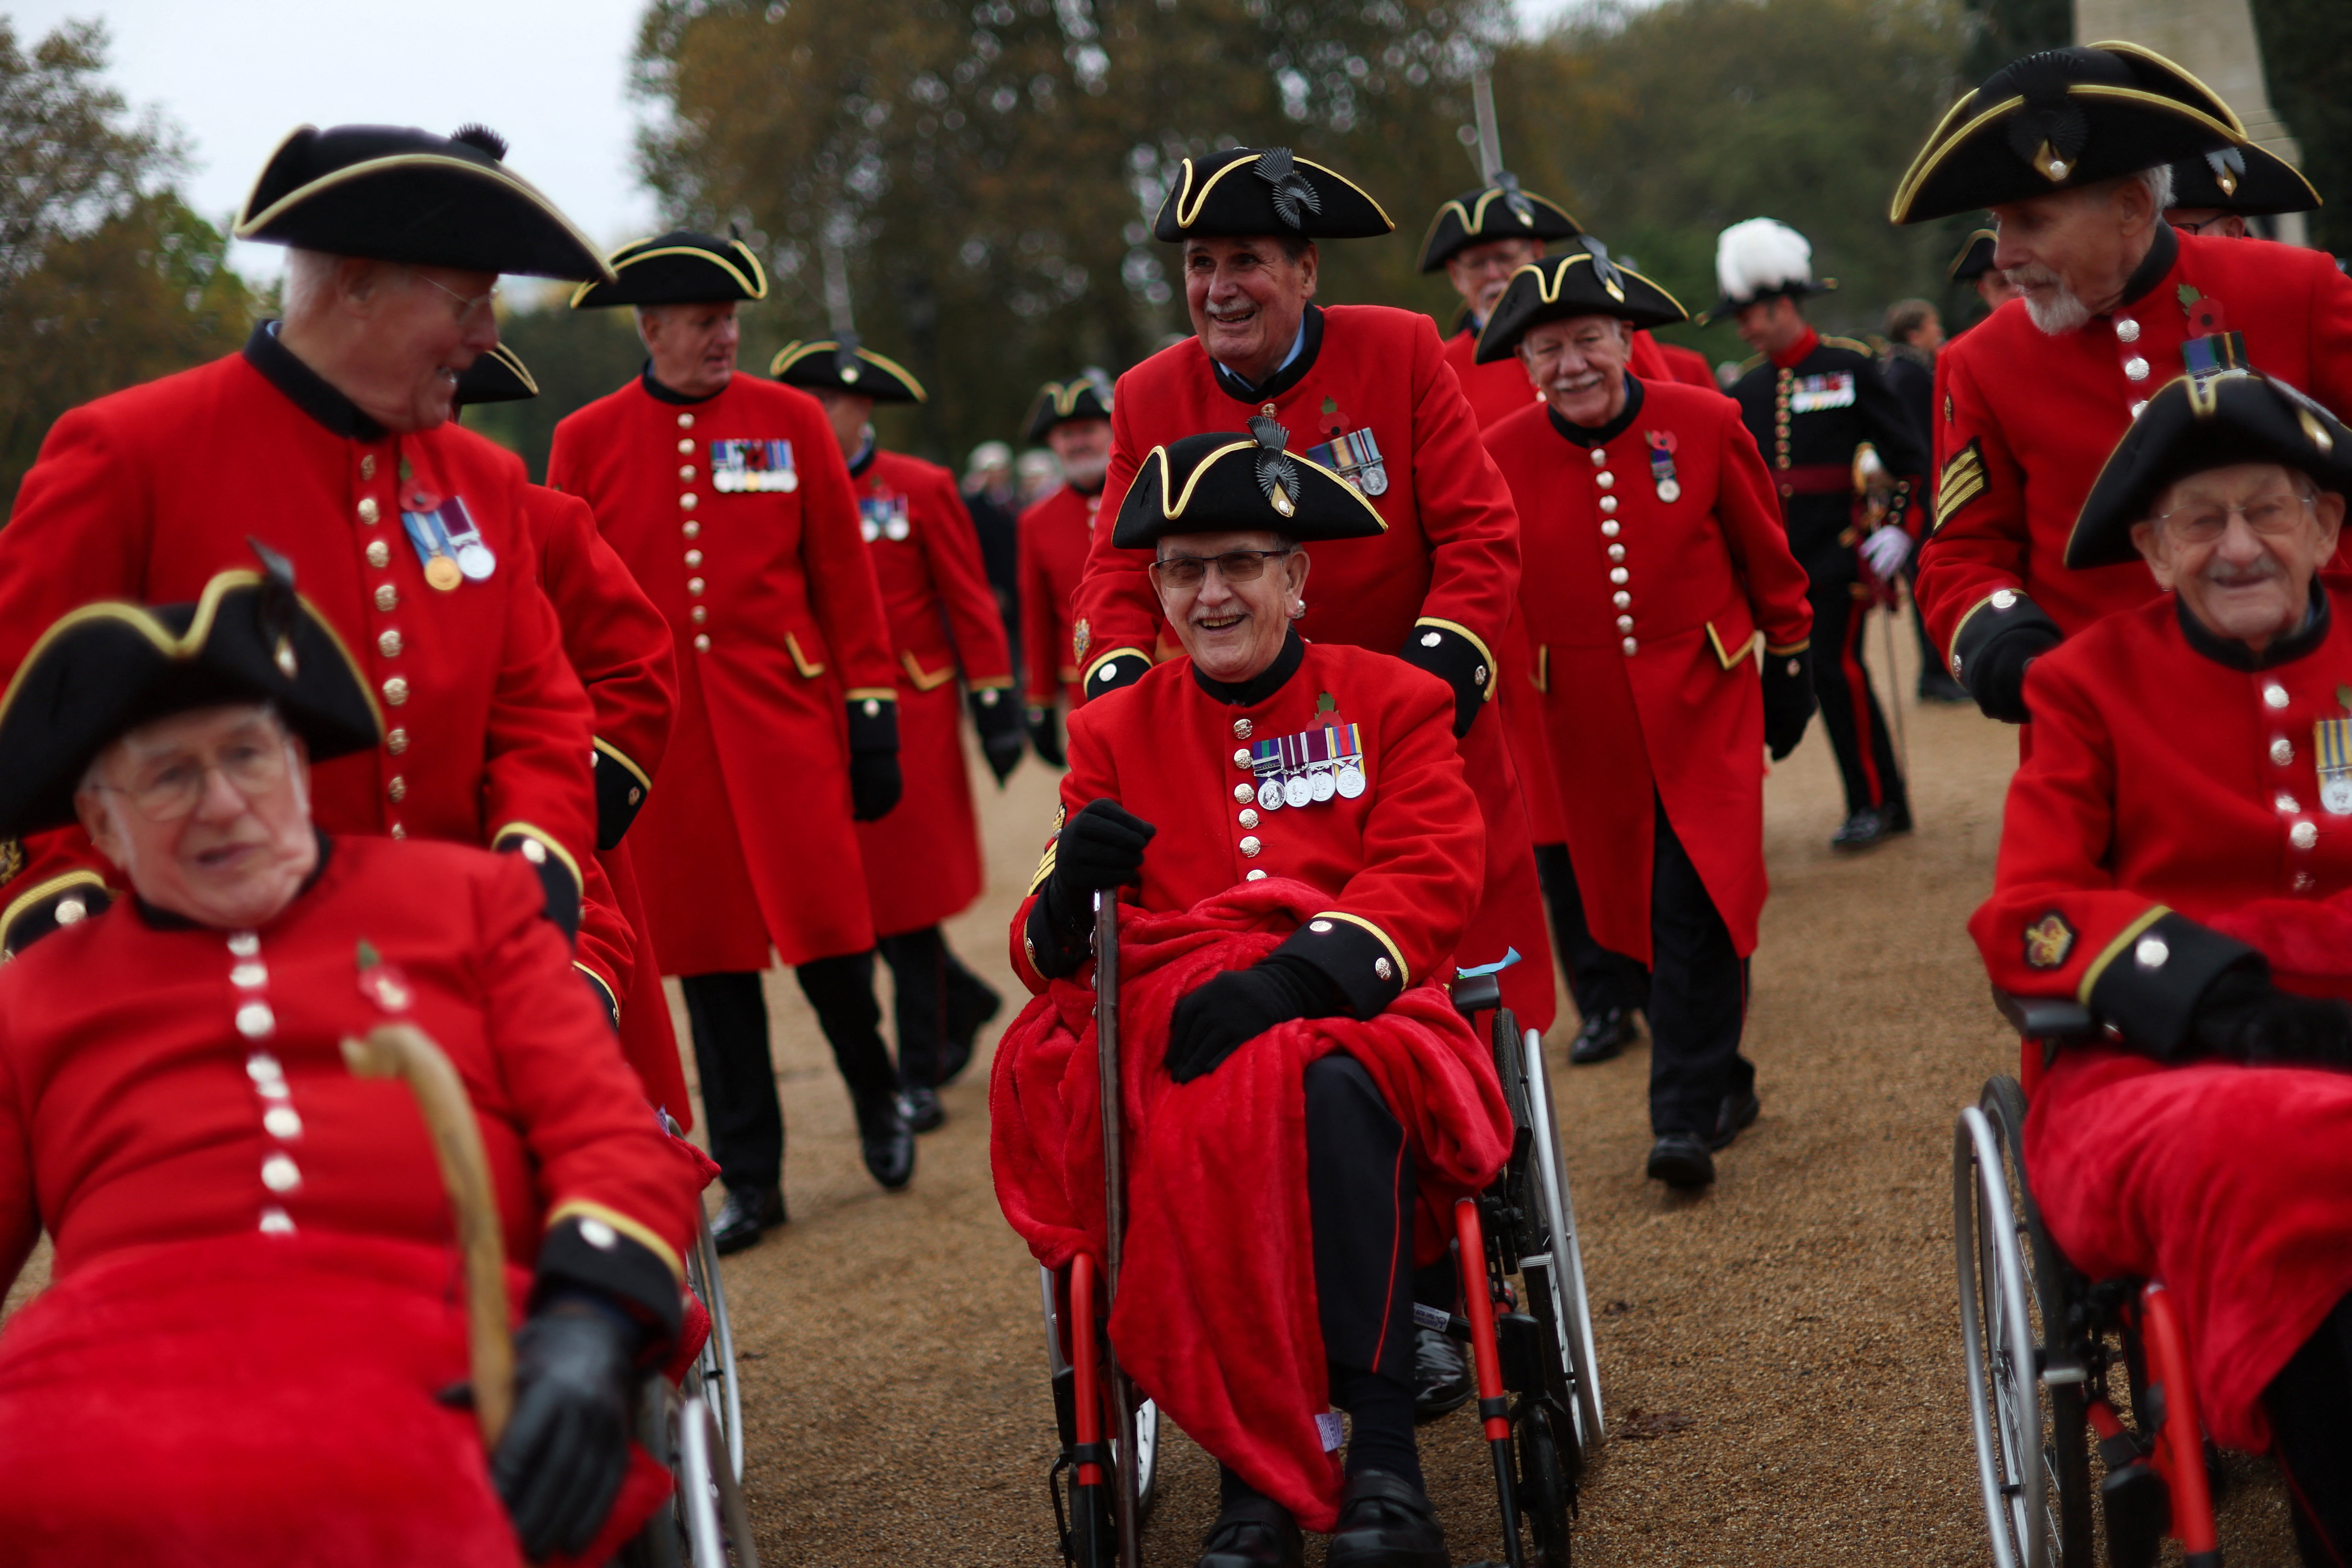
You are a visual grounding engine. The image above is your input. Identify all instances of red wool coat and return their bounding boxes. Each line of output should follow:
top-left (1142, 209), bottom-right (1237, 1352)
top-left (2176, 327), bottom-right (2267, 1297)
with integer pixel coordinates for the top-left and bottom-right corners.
top-left (1919, 229), bottom-right (2352, 658)
top-left (1484, 380), bottom-right (1814, 963)
top-left (1018, 481), bottom-right (1102, 711)
top-left (548, 373), bottom-right (898, 972)
top-left (1078, 305), bottom-right (1551, 1026)
top-left (1968, 591), bottom-right (2352, 1449)
top-left (851, 446), bottom-right (1016, 936)
top-left (0, 335), bottom-right (597, 952)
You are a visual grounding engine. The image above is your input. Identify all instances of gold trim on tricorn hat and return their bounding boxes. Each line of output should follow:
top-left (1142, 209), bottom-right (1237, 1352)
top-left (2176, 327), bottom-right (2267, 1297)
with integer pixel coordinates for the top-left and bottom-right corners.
top-left (1948, 229), bottom-right (1999, 282)
top-left (1474, 241), bottom-right (1689, 363)
top-left (1152, 147), bottom-right (1393, 241)
top-left (1418, 174), bottom-right (1581, 272)
top-left (1022, 372), bottom-right (1114, 446)
top-left (1890, 42), bottom-right (2245, 224)
top-left (235, 123), bottom-right (611, 282)
top-left (454, 343), bottom-right (538, 407)
top-left (1111, 420), bottom-right (1388, 549)
top-left (769, 340), bottom-right (928, 404)
top-left (2170, 142), bottom-right (2320, 216)
top-left (568, 230), bottom-right (768, 307)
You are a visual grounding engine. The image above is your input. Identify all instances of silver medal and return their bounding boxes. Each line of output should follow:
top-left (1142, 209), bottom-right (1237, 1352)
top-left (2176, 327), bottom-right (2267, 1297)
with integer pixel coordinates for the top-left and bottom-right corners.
top-left (455, 541), bottom-right (496, 581)
top-left (780, 470), bottom-right (799, 492)
top-left (1310, 769), bottom-right (1336, 803)
top-left (1283, 774), bottom-right (1313, 809)
top-left (1259, 779), bottom-right (1285, 811)
top-left (1335, 763), bottom-right (1365, 799)
top-left (1359, 465), bottom-right (1389, 497)
top-left (1656, 478), bottom-right (1681, 504)
top-left (2325, 777), bottom-right (2352, 816)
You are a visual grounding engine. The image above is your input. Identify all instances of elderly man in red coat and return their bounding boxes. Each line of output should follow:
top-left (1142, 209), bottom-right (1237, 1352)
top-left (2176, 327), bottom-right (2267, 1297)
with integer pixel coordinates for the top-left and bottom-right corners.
top-left (0, 572), bottom-right (703, 1566)
top-left (1894, 43), bottom-right (2352, 722)
top-left (1970, 372), bottom-right (2352, 1560)
top-left (1071, 147), bottom-right (1553, 1046)
top-left (550, 233), bottom-right (913, 1253)
top-left (774, 338), bottom-right (1022, 1132)
top-left (0, 123), bottom-right (606, 967)
top-left (1017, 374), bottom-right (1117, 767)
top-left (1479, 246), bottom-right (1816, 1187)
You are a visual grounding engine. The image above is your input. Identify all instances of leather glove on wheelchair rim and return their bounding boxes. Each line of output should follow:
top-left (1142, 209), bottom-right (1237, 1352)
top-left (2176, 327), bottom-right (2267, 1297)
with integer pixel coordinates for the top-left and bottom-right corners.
top-left (492, 1298), bottom-right (641, 1559)
top-left (2190, 967), bottom-right (2352, 1068)
top-left (1762, 647), bottom-right (1817, 762)
top-left (849, 750), bottom-right (903, 821)
top-left (1165, 955), bottom-right (1341, 1084)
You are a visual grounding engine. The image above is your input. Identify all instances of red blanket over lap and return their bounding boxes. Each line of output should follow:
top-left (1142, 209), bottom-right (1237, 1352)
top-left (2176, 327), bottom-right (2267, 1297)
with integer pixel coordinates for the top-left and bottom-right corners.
top-left (989, 879), bottom-right (1511, 1530)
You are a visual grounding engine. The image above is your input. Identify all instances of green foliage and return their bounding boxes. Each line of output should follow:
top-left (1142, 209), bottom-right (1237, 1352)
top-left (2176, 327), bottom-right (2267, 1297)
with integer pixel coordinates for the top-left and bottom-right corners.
top-left (2253, 0), bottom-right (2352, 257)
top-left (1955, 0), bottom-right (2067, 84)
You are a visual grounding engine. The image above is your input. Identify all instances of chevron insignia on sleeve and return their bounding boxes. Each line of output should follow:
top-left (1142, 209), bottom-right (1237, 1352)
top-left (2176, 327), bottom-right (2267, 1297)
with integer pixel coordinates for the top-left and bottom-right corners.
top-left (1933, 439), bottom-right (1988, 534)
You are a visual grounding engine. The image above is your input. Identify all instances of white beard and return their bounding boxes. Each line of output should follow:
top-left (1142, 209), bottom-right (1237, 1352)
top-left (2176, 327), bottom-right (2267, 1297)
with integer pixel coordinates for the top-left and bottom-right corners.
top-left (2012, 266), bottom-right (2092, 335)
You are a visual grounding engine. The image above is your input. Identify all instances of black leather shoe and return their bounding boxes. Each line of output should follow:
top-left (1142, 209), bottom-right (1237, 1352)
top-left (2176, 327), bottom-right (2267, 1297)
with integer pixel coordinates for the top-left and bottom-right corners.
top-left (1567, 1006), bottom-right (1639, 1065)
top-left (1646, 1133), bottom-right (1716, 1187)
top-left (938, 968), bottom-right (1002, 1087)
top-left (1829, 808), bottom-right (1892, 853)
top-left (1410, 1325), bottom-right (1473, 1423)
top-left (855, 1092), bottom-right (916, 1190)
top-left (1710, 1090), bottom-right (1760, 1152)
top-left (1197, 1494), bottom-right (1302, 1568)
top-left (900, 1083), bottom-right (945, 1134)
top-left (709, 1184), bottom-right (786, 1255)
top-left (1882, 797), bottom-right (1914, 836)
top-left (1326, 1470), bottom-right (1448, 1568)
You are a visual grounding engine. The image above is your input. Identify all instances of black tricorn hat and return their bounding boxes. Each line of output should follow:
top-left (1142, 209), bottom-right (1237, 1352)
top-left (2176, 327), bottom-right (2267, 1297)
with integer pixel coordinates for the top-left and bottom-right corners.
top-left (1152, 147), bottom-right (1393, 242)
top-left (1022, 374), bottom-right (1114, 446)
top-left (769, 340), bottom-right (927, 404)
top-left (453, 343), bottom-right (538, 407)
top-left (2066, 367), bottom-right (2352, 569)
top-left (1475, 242), bottom-right (1690, 363)
top-left (568, 230), bottom-right (768, 308)
top-left (234, 124), bottom-right (611, 282)
top-left (0, 553), bottom-right (381, 837)
top-left (1948, 228), bottom-right (1999, 282)
top-left (1111, 419), bottom-right (1388, 549)
top-left (1417, 175), bottom-right (1581, 272)
top-left (2171, 142), bottom-right (2320, 217)
top-left (1891, 43), bottom-right (2243, 225)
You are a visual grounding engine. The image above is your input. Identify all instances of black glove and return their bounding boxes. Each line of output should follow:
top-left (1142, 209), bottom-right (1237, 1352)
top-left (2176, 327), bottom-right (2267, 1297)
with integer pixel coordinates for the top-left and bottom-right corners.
top-left (849, 750), bottom-right (901, 821)
top-left (2188, 967), bottom-right (2352, 1067)
top-left (1964, 622), bottom-right (2062, 725)
top-left (1045, 799), bottom-right (1155, 928)
top-left (969, 687), bottom-right (1024, 787)
top-left (1026, 703), bottom-right (1066, 768)
top-left (1761, 646), bottom-right (1817, 762)
top-left (1165, 955), bottom-right (1342, 1083)
top-left (1397, 623), bottom-right (1489, 738)
top-left (492, 1296), bottom-right (641, 1560)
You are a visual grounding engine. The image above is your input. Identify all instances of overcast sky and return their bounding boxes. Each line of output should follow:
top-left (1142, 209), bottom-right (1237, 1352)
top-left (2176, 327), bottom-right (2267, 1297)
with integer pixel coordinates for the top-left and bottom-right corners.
top-left (12, 0), bottom-right (1593, 280)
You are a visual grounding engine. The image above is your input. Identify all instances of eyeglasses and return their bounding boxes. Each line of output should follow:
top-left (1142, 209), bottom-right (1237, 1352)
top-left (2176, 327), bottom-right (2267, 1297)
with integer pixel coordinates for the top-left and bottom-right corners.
top-left (1149, 548), bottom-right (1293, 589)
top-left (2152, 491), bottom-right (2315, 544)
top-left (407, 267), bottom-right (499, 326)
top-left (92, 735), bottom-right (295, 823)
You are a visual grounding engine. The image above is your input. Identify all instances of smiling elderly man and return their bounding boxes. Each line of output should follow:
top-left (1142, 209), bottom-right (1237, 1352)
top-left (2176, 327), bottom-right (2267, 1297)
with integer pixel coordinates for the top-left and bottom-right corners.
top-left (1970, 371), bottom-right (2352, 1560)
top-left (0, 124), bottom-right (613, 997)
top-left (1892, 44), bottom-right (2352, 724)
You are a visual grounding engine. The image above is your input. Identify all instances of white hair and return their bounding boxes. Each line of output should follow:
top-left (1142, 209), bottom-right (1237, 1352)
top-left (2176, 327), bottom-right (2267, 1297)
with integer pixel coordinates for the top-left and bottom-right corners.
top-left (280, 248), bottom-right (344, 322)
top-left (2134, 163), bottom-right (2176, 216)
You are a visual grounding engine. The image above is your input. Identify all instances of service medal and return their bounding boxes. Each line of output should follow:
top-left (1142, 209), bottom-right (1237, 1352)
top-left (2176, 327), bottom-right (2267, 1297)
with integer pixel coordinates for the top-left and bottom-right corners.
top-left (1259, 779), bottom-right (1285, 811)
top-left (1656, 478), bottom-right (1681, 504)
top-left (1283, 775), bottom-right (1313, 809)
top-left (1335, 763), bottom-right (1365, 799)
top-left (2317, 717), bottom-right (2352, 815)
top-left (424, 555), bottom-right (462, 591)
top-left (1310, 769), bottom-right (1336, 803)
top-left (455, 542), bottom-right (496, 582)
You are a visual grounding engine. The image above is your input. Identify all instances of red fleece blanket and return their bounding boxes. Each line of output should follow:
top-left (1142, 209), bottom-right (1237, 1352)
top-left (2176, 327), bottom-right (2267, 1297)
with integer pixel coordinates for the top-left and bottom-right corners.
top-left (990, 879), bottom-right (1511, 1529)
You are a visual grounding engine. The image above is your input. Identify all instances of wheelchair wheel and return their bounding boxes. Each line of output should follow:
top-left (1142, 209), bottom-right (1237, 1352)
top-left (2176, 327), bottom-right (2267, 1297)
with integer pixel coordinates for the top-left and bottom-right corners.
top-left (1518, 1025), bottom-right (1604, 1456)
top-left (677, 1391), bottom-right (762, 1568)
top-left (1040, 1263), bottom-right (1160, 1564)
top-left (1515, 1402), bottom-right (1574, 1568)
top-left (688, 1212), bottom-right (746, 1484)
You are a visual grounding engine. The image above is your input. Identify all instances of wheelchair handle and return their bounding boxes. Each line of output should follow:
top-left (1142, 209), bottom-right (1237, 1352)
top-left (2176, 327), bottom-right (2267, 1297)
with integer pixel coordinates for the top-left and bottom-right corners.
top-left (1990, 987), bottom-right (2098, 1045)
top-left (342, 1023), bottom-right (514, 1449)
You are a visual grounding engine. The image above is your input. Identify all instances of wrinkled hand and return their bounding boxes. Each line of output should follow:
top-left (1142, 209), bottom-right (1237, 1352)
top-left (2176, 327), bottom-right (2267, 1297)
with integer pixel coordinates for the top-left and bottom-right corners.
top-left (492, 1299), bottom-right (639, 1560)
top-left (2189, 967), bottom-right (2352, 1067)
top-left (1164, 957), bottom-right (1336, 1083)
top-left (849, 750), bottom-right (902, 821)
top-left (1965, 623), bottom-right (2061, 726)
top-left (1026, 704), bottom-right (1066, 769)
top-left (1861, 524), bottom-right (1911, 581)
top-left (1761, 647), bottom-right (1817, 762)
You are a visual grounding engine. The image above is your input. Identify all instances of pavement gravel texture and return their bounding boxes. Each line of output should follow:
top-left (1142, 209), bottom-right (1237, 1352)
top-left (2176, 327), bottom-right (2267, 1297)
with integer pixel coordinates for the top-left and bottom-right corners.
top-left (0, 628), bottom-right (2306, 1565)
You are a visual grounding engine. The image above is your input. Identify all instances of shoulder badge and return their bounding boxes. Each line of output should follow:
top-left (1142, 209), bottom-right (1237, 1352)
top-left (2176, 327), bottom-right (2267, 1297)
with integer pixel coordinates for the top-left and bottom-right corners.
top-left (2023, 912), bottom-right (2074, 971)
top-left (0, 838), bottom-right (20, 886)
top-left (1072, 617), bottom-right (1091, 662)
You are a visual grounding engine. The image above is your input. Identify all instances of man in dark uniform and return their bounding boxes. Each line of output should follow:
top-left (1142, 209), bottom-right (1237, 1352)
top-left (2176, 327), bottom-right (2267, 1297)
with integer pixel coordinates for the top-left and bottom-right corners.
top-left (1719, 218), bottom-right (1928, 851)
top-left (1016, 374), bottom-right (1116, 767)
top-left (1880, 301), bottom-right (1971, 703)
top-left (551, 233), bottom-right (915, 1253)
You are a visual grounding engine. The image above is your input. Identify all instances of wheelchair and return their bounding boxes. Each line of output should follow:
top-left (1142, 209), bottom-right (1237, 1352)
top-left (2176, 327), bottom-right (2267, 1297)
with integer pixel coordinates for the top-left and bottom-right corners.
top-left (1037, 966), bottom-right (1603, 1568)
top-left (1955, 992), bottom-right (2220, 1568)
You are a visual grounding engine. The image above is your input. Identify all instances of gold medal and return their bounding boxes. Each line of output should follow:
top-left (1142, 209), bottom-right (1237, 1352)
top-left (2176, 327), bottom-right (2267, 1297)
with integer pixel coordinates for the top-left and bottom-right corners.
top-left (425, 555), bottom-right (462, 591)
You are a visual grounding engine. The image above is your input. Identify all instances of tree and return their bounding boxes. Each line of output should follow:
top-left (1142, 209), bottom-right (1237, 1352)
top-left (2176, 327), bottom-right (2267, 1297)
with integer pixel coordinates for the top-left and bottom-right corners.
top-left (2253, 0), bottom-right (2352, 257)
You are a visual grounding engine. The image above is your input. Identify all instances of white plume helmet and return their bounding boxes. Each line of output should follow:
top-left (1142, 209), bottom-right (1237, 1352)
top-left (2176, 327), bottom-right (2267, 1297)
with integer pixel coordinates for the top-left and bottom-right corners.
top-left (1714, 217), bottom-right (1818, 307)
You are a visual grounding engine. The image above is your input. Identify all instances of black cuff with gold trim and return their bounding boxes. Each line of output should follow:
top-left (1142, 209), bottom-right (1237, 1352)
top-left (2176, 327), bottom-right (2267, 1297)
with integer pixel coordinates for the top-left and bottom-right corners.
top-left (2086, 912), bottom-right (2261, 1063)
top-left (1085, 648), bottom-right (1150, 702)
top-left (1272, 915), bottom-right (1404, 1019)
top-left (1397, 621), bottom-right (1494, 738)
top-left (845, 692), bottom-right (899, 754)
top-left (1026, 884), bottom-right (1093, 980)
top-left (0, 875), bottom-right (112, 959)
top-left (1950, 590), bottom-right (2062, 725)
top-left (533, 1214), bottom-right (683, 1347)
top-left (495, 830), bottom-right (582, 940)
top-left (577, 964), bottom-right (620, 1031)
top-left (592, 745), bottom-right (649, 851)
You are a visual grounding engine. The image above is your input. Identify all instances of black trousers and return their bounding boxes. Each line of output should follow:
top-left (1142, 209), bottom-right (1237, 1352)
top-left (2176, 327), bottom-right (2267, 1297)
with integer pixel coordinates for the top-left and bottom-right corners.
top-left (1531, 841), bottom-right (1651, 1023)
top-left (679, 955), bottom-right (900, 1192)
top-left (873, 924), bottom-right (989, 1089)
top-left (1806, 576), bottom-right (1906, 818)
top-left (1305, 1055), bottom-right (1416, 1383)
top-left (1644, 799), bottom-right (1752, 1139)
top-left (2265, 1290), bottom-right (2352, 1566)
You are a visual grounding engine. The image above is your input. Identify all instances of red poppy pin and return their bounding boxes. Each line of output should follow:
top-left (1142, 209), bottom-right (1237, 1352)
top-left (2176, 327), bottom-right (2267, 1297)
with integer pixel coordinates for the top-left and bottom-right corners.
top-left (356, 938), bottom-right (414, 1014)
top-left (2178, 284), bottom-right (2226, 336)
top-left (1645, 429), bottom-right (1678, 455)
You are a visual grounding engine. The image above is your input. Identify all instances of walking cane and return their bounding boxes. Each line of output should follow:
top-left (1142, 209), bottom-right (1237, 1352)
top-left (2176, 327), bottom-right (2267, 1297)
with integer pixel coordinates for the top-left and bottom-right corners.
top-left (1880, 589), bottom-right (1912, 782)
top-left (341, 1022), bottom-right (514, 1449)
top-left (1094, 889), bottom-right (1144, 1567)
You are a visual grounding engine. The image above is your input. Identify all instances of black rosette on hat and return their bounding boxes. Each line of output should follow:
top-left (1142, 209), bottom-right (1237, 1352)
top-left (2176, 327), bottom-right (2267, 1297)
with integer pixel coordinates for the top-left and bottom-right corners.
top-left (1891, 43), bottom-right (2244, 224)
top-left (1111, 421), bottom-right (1388, 549)
top-left (234, 123), bottom-right (609, 281)
top-left (1022, 373), bottom-right (1114, 446)
top-left (1151, 147), bottom-right (1393, 242)
top-left (1948, 229), bottom-right (1999, 282)
top-left (768, 340), bottom-right (928, 404)
top-left (2067, 368), bottom-right (2352, 568)
top-left (2171, 142), bottom-right (2320, 216)
top-left (569, 230), bottom-right (768, 308)
top-left (0, 550), bottom-right (380, 837)
top-left (1475, 240), bottom-right (1689, 363)
top-left (453, 343), bottom-right (538, 407)
top-left (1417, 174), bottom-right (1581, 272)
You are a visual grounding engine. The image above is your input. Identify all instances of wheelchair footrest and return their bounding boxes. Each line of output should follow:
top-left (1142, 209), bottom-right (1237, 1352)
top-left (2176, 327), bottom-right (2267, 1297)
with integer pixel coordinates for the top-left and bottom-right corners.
top-left (2101, 1460), bottom-right (2171, 1568)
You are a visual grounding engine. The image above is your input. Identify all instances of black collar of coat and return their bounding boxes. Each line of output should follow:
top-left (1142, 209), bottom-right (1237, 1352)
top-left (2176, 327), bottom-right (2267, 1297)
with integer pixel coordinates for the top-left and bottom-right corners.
top-left (2116, 221), bottom-right (2179, 313)
top-left (640, 361), bottom-right (727, 405)
top-left (1192, 628), bottom-right (1306, 706)
top-left (1547, 374), bottom-right (1646, 448)
top-left (1210, 305), bottom-right (1325, 405)
top-left (244, 322), bottom-right (385, 442)
top-left (2175, 580), bottom-right (2333, 672)
top-left (847, 435), bottom-right (878, 478)
top-left (134, 831), bottom-right (337, 931)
